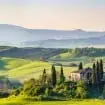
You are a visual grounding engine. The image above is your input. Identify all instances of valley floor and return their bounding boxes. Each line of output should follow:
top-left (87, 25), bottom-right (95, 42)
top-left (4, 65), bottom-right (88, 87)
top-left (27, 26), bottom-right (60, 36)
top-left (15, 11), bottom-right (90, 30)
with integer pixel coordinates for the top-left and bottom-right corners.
top-left (0, 98), bottom-right (105, 105)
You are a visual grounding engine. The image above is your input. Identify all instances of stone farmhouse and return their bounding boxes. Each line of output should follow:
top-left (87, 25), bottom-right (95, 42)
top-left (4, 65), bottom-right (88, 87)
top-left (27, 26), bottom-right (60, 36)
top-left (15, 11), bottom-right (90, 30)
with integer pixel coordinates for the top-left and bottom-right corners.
top-left (69, 68), bottom-right (92, 82)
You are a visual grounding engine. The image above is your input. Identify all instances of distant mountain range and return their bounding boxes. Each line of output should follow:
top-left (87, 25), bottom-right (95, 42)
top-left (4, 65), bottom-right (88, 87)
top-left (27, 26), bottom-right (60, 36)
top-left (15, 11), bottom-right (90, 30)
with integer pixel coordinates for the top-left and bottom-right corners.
top-left (0, 24), bottom-right (105, 48)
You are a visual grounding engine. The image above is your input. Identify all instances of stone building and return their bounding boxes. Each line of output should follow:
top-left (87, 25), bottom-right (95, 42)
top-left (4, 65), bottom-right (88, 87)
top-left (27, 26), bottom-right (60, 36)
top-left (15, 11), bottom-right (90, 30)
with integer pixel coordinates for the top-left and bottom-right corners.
top-left (69, 68), bottom-right (92, 82)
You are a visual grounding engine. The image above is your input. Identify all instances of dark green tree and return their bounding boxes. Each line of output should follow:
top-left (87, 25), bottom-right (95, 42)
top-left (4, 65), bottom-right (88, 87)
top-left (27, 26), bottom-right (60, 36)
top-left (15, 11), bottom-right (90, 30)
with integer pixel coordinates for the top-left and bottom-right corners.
top-left (103, 85), bottom-right (105, 98)
top-left (99, 59), bottom-right (104, 79)
top-left (42, 68), bottom-right (47, 84)
top-left (96, 61), bottom-right (100, 84)
top-left (92, 63), bottom-right (96, 85)
top-left (43, 68), bottom-right (46, 74)
top-left (78, 62), bottom-right (83, 70)
top-left (60, 65), bottom-right (65, 83)
top-left (51, 65), bottom-right (57, 87)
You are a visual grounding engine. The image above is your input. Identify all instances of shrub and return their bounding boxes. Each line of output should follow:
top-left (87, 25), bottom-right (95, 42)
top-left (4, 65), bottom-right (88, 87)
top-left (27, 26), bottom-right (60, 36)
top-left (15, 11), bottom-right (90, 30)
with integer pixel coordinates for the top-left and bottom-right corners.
top-left (45, 88), bottom-right (50, 97)
top-left (75, 80), bottom-right (88, 99)
top-left (0, 92), bottom-right (9, 98)
top-left (12, 87), bottom-right (22, 96)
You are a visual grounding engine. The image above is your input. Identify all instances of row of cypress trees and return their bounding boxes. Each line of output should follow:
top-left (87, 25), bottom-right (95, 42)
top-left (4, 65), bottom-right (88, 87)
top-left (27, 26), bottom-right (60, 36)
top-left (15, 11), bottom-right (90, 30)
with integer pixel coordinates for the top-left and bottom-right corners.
top-left (42, 64), bottom-right (65, 87)
top-left (51, 64), bottom-right (65, 86)
top-left (92, 59), bottom-right (104, 85)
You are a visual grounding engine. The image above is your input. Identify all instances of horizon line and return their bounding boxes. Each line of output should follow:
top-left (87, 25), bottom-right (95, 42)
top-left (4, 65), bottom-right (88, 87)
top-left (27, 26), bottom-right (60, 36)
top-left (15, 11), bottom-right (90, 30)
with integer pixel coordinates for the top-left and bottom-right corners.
top-left (0, 23), bottom-right (105, 32)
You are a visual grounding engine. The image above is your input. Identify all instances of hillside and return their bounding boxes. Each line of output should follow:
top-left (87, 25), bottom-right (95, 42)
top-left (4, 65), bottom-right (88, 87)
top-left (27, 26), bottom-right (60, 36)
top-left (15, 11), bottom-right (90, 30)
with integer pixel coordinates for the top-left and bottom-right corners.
top-left (0, 57), bottom-right (76, 82)
top-left (50, 48), bottom-right (105, 61)
top-left (0, 47), bottom-right (67, 60)
top-left (1, 47), bottom-right (105, 61)
top-left (0, 57), bottom-right (50, 81)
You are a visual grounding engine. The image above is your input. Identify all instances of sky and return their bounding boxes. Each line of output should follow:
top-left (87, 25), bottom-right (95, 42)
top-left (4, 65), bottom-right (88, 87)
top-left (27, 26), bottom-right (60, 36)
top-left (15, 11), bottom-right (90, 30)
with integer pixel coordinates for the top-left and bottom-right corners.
top-left (0, 0), bottom-right (105, 31)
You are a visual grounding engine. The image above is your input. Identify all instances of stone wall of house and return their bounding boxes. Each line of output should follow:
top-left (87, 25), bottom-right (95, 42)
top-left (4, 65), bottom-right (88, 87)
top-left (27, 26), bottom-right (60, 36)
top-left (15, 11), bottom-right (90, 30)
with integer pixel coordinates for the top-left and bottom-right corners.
top-left (69, 68), bottom-right (92, 82)
top-left (69, 73), bottom-right (81, 81)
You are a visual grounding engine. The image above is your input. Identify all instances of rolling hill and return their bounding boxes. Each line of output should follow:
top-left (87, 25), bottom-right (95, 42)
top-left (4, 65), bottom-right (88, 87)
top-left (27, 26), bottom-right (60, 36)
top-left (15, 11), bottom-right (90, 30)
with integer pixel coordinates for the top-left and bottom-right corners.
top-left (0, 46), bottom-right (67, 60)
top-left (0, 47), bottom-right (105, 61)
top-left (0, 57), bottom-right (77, 82)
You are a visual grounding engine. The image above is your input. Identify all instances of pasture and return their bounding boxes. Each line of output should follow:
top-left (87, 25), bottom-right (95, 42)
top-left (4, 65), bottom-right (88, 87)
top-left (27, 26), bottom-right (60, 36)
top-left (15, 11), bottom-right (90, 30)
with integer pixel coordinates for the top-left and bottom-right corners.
top-left (0, 57), bottom-right (77, 82)
top-left (0, 97), bottom-right (105, 105)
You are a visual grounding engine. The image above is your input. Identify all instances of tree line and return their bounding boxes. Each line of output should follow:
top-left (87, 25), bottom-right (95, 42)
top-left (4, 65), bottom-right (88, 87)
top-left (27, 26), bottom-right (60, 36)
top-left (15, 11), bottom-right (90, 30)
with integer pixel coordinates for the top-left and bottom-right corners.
top-left (92, 59), bottom-right (104, 87)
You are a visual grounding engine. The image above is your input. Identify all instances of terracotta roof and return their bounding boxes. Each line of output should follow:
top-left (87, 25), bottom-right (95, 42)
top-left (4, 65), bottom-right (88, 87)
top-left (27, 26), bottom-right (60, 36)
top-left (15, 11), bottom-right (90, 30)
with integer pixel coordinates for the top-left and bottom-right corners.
top-left (71, 68), bottom-right (92, 74)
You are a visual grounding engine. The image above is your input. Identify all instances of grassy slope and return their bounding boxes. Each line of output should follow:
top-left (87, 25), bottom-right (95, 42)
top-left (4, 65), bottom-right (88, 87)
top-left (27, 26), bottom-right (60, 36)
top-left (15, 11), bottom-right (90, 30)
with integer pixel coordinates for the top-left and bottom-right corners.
top-left (0, 56), bottom-right (104, 82)
top-left (49, 51), bottom-right (105, 63)
top-left (50, 51), bottom-right (89, 62)
top-left (0, 57), bottom-right (77, 82)
top-left (0, 97), bottom-right (105, 105)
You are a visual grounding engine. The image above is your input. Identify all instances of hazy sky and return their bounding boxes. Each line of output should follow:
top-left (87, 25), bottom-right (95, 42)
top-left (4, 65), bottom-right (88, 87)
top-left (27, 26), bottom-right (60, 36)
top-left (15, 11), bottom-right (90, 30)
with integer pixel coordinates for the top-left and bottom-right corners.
top-left (0, 0), bottom-right (105, 31)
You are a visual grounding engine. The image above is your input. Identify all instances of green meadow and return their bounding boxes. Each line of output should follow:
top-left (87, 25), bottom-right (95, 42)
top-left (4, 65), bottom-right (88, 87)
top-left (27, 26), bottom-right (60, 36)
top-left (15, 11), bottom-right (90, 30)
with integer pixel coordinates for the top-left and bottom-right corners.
top-left (0, 97), bottom-right (105, 105)
top-left (0, 57), bottom-right (77, 82)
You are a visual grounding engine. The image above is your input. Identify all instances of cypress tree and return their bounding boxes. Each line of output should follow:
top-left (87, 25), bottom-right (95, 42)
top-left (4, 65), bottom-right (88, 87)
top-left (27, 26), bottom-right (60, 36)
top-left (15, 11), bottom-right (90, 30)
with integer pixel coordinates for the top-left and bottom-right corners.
top-left (78, 62), bottom-right (83, 70)
top-left (42, 68), bottom-right (47, 84)
top-left (96, 61), bottom-right (100, 84)
top-left (92, 63), bottom-right (96, 85)
top-left (100, 59), bottom-right (103, 79)
top-left (60, 65), bottom-right (65, 83)
top-left (51, 65), bottom-right (56, 87)
top-left (43, 68), bottom-right (46, 74)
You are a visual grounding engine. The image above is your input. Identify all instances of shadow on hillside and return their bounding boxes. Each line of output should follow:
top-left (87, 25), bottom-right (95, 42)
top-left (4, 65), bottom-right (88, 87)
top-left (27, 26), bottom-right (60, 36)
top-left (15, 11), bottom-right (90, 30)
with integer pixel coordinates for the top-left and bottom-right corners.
top-left (0, 60), bottom-right (6, 70)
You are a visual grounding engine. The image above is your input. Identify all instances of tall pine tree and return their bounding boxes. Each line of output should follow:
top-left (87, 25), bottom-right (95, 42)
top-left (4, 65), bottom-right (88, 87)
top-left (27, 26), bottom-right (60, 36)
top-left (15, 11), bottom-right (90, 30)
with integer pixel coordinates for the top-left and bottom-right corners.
top-left (78, 62), bottom-right (83, 70)
top-left (60, 65), bottom-right (65, 83)
top-left (100, 59), bottom-right (103, 79)
top-left (92, 63), bottom-right (96, 85)
top-left (42, 68), bottom-right (47, 84)
top-left (51, 65), bottom-right (56, 87)
top-left (96, 61), bottom-right (100, 84)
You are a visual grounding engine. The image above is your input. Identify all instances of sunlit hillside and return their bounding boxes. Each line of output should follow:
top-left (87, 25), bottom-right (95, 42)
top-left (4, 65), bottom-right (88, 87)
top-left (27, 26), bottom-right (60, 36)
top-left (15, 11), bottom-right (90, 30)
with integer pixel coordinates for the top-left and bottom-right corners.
top-left (0, 57), bottom-right (77, 82)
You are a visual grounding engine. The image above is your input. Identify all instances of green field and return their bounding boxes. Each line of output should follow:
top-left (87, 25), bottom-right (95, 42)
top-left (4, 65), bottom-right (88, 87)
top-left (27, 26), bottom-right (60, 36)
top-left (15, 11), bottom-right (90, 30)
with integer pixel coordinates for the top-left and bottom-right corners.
top-left (0, 57), bottom-right (77, 82)
top-left (0, 97), bottom-right (105, 105)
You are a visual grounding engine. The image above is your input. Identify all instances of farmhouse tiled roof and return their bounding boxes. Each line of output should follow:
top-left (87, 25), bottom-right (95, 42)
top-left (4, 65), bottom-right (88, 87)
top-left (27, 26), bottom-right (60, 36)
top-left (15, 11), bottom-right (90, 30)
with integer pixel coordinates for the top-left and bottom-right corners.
top-left (71, 67), bottom-right (92, 74)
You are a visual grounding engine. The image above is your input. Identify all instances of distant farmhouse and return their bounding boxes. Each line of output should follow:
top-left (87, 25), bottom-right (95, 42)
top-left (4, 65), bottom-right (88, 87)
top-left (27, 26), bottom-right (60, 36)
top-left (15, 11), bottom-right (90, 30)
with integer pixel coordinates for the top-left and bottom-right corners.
top-left (69, 68), bottom-right (92, 82)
